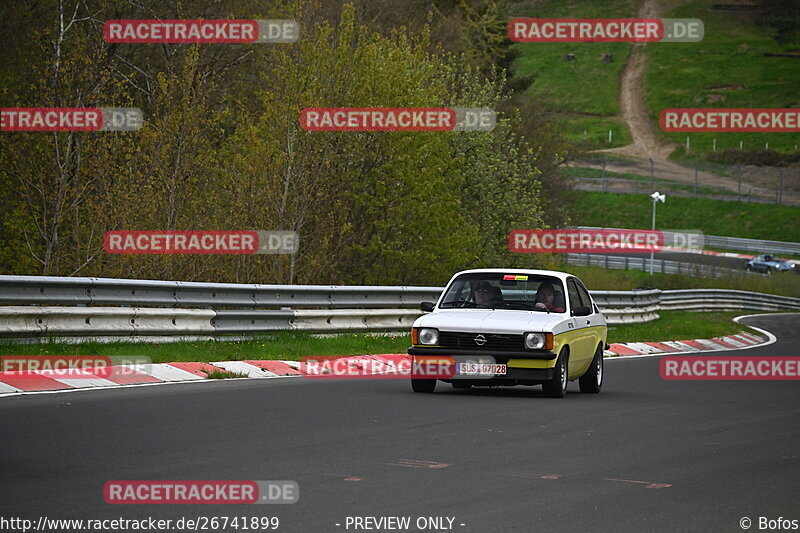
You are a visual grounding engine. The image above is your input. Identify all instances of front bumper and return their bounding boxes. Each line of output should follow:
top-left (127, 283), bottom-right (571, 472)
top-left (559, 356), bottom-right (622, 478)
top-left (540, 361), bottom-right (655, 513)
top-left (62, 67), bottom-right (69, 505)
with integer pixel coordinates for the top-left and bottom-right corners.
top-left (408, 346), bottom-right (557, 361)
top-left (407, 348), bottom-right (557, 385)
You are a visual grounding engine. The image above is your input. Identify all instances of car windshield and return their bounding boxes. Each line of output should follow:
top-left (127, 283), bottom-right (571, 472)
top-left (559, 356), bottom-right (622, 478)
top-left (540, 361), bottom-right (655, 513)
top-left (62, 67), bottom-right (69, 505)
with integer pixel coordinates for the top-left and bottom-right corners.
top-left (438, 272), bottom-right (566, 312)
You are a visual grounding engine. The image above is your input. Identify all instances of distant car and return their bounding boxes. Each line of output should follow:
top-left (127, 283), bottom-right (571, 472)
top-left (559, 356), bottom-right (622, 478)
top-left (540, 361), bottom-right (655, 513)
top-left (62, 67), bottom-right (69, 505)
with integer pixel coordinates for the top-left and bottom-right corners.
top-left (746, 255), bottom-right (796, 274)
top-left (408, 269), bottom-right (608, 397)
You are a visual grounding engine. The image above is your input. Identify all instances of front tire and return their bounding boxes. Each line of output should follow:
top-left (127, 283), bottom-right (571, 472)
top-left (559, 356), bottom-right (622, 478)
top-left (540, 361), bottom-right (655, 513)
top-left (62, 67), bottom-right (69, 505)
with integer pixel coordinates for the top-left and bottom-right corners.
top-left (411, 379), bottom-right (436, 393)
top-left (542, 349), bottom-right (568, 398)
top-left (579, 344), bottom-right (604, 393)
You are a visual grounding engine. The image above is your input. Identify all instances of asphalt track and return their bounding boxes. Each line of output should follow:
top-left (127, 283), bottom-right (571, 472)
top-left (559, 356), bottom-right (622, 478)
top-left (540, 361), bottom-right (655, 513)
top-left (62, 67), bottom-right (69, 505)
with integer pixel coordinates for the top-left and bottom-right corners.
top-left (601, 251), bottom-right (749, 270)
top-left (1, 314), bottom-right (799, 533)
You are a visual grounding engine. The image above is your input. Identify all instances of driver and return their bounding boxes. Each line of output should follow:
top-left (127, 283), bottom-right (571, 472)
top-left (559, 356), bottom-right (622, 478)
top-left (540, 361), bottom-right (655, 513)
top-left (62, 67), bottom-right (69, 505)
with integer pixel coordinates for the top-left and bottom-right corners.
top-left (534, 282), bottom-right (565, 312)
top-left (472, 281), bottom-right (496, 307)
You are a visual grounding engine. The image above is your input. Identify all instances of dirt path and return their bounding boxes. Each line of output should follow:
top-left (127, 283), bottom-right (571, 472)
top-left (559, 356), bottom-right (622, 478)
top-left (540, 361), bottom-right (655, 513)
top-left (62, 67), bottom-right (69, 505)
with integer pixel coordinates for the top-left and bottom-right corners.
top-left (580, 0), bottom-right (764, 196)
top-left (601, 0), bottom-right (677, 160)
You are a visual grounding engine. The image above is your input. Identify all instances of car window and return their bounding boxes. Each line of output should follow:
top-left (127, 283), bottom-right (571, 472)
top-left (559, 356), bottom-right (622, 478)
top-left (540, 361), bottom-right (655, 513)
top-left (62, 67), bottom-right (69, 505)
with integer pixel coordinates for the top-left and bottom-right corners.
top-left (439, 272), bottom-right (565, 312)
top-left (566, 279), bottom-right (581, 310)
top-left (575, 280), bottom-right (593, 310)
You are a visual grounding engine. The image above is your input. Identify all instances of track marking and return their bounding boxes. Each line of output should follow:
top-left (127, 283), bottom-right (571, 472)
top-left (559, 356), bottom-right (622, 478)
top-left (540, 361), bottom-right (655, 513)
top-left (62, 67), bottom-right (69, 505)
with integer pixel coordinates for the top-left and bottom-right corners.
top-left (388, 459), bottom-right (449, 469)
top-left (501, 471), bottom-right (560, 479)
top-left (604, 477), bottom-right (672, 489)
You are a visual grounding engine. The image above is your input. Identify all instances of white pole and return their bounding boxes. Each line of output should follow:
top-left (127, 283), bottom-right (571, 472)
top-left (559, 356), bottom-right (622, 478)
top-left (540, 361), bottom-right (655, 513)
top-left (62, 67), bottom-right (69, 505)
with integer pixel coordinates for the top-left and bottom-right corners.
top-left (713, 138), bottom-right (716, 152)
top-left (650, 199), bottom-right (656, 276)
top-left (685, 136), bottom-right (690, 153)
top-left (608, 129), bottom-right (612, 143)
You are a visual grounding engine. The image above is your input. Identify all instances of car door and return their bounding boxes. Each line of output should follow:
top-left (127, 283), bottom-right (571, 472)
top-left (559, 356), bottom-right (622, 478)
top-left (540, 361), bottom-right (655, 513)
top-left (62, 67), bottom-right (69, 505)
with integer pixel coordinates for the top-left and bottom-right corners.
top-left (575, 279), bottom-right (604, 353)
top-left (565, 278), bottom-right (595, 376)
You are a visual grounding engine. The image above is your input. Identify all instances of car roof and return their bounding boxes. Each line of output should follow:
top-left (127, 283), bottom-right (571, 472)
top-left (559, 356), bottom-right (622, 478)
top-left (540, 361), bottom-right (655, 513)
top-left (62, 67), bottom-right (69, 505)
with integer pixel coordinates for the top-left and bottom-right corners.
top-left (449, 268), bottom-right (575, 282)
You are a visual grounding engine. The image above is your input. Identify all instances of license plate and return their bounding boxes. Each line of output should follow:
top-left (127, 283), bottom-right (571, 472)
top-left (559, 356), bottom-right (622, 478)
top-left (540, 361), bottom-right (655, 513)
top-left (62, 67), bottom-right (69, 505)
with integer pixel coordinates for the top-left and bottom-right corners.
top-left (457, 363), bottom-right (506, 376)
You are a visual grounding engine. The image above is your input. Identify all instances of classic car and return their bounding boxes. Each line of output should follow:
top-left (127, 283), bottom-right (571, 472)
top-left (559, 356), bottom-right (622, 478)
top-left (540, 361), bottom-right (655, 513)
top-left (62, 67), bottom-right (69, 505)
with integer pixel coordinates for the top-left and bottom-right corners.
top-left (746, 255), bottom-right (796, 274)
top-left (408, 269), bottom-right (608, 397)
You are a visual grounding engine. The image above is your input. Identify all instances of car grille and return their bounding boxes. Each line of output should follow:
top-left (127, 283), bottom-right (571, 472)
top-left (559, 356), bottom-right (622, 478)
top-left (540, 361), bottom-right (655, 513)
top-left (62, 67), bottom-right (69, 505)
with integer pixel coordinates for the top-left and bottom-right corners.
top-left (438, 331), bottom-right (525, 352)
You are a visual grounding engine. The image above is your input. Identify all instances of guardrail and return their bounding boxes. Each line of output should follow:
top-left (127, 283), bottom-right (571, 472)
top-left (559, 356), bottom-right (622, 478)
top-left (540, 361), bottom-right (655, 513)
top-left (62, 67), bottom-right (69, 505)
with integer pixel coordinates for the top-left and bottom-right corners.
top-left (575, 226), bottom-right (800, 256)
top-left (703, 235), bottom-right (800, 256)
top-left (590, 289), bottom-right (661, 324)
top-left (1, 276), bottom-right (798, 341)
top-left (565, 253), bottom-right (745, 279)
top-left (661, 289), bottom-right (800, 312)
top-left (0, 275), bottom-right (442, 308)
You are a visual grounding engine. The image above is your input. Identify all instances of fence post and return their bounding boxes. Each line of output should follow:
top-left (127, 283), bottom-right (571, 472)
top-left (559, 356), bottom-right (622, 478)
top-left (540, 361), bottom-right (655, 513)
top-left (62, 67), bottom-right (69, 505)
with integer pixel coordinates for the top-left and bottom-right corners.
top-left (602, 158), bottom-right (607, 192)
top-left (694, 163), bottom-right (698, 197)
top-left (737, 165), bottom-right (742, 201)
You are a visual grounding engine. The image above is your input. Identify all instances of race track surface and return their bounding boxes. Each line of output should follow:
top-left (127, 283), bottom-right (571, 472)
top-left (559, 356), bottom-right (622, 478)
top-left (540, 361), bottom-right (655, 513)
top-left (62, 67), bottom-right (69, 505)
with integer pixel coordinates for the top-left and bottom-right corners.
top-left (1, 314), bottom-right (799, 532)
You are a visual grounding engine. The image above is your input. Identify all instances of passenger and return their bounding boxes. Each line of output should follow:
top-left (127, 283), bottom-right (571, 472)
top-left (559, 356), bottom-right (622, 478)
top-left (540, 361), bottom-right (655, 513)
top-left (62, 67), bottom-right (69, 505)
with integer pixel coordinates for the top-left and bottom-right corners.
top-left (534, 282), bottom-right (565, 312)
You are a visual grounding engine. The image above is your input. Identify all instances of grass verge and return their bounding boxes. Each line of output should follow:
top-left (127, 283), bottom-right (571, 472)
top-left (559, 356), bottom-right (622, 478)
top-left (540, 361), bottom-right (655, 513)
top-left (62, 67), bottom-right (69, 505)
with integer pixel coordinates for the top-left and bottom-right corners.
top-left (572, 191), bottom-right (800, 242)
top-left (608, 311), bottom-right (755, 344)
top-left (0, 332), bottom-right (411, 364)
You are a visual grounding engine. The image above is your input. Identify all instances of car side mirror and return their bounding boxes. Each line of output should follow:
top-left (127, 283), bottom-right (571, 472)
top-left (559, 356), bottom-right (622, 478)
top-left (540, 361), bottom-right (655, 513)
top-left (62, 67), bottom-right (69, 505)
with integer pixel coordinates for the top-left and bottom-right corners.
top-left (571, 306), bottom-right (591, 317)
top-left (420, 301), bottom-right (435, 312)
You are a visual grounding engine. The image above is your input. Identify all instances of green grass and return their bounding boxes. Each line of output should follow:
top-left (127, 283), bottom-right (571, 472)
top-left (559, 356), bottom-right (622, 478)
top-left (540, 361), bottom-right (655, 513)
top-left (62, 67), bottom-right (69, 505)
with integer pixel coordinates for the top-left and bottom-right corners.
top-left (572, 191), bottom-right (800, 242)
top-left (0, 332), bottom-right (411, 364)
top-left (645, 0), bottom-right (800, 154)
top-left (608, 311), bottom-right (753, 344)
top-left (511, 0), bottom-right (800, 155)
top-left (203, 368), bottom-right (248, 379)
top-left (510, 0), bottom-right (638, 148)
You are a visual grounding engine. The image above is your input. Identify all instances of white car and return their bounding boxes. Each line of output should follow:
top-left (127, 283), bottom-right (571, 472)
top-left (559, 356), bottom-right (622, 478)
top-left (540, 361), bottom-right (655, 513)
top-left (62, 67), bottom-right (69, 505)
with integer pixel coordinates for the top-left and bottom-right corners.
top-left (408, 269), bottom-right (608, 397)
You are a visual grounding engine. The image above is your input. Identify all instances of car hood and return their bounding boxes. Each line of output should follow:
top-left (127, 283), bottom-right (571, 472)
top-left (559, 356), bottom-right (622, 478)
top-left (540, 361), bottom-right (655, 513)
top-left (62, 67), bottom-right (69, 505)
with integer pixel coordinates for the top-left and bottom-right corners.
top-left (414, 309), bottom-right (566, 333)
top-left (766, 261), bottom-right (794, 269)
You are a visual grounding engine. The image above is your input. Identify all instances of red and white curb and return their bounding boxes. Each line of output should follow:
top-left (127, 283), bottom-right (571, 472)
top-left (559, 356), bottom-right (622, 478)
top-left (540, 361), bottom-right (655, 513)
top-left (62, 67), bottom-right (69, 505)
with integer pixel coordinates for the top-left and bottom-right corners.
top-left (604, 330), bottom-right (766, 358)
top-left (0, 356), bottom-right (413, 397)
top-left (0, 317), bottom-right (777, 396)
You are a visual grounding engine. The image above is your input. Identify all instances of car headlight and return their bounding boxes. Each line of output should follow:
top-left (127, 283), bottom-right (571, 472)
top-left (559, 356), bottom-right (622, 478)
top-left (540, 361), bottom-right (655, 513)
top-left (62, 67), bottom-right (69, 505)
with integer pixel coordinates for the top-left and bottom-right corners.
top-left (418, 328), bottom-right (439, 345)
top-left (524, 333), bottom-right (546, 350)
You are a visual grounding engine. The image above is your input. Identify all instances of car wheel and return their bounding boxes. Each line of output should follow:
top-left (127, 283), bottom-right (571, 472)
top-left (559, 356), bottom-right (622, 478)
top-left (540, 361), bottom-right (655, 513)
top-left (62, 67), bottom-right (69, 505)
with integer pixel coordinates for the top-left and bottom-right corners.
top-left (542, 349), bottom-right (568, 398)
top-left (452, 381), bottom-right (471, 389)
top-left (746, 264), bottom-right (752, 271)
top-left (579, 344), bottom-right (603, 393)
top-left (411, 379), bottom-right (436, 393)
